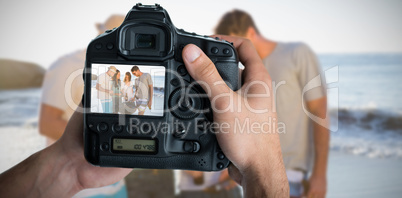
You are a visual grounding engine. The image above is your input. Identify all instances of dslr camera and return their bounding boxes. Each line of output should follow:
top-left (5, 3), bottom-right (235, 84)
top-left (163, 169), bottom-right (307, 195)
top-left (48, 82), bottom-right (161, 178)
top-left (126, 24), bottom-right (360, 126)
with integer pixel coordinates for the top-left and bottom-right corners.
top-left (83, 3), bottom-right (240, 171)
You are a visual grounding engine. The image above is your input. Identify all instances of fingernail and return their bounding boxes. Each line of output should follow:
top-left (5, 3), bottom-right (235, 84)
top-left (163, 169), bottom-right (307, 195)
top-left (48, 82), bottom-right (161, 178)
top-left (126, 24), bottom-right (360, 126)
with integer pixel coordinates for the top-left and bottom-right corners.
top-left (184, 44), bottom-right (201, 63)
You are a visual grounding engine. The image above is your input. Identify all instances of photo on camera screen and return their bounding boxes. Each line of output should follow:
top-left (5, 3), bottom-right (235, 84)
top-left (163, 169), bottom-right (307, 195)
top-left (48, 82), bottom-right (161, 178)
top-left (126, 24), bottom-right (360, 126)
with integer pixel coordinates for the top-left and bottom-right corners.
top-left (90, 63), bottom-right (165, 117)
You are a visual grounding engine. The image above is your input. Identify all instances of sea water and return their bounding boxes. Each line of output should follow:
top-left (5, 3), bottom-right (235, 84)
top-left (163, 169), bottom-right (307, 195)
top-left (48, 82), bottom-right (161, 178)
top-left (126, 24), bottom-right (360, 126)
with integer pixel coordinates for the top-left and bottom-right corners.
top-left (321, 53), bottom-right (402, 158)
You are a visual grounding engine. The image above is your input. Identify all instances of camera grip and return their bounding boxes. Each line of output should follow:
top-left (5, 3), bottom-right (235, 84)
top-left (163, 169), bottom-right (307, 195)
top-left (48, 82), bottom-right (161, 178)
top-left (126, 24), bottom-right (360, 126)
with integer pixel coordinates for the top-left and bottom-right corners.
top-left (215, 61), bottom-right (240, 91)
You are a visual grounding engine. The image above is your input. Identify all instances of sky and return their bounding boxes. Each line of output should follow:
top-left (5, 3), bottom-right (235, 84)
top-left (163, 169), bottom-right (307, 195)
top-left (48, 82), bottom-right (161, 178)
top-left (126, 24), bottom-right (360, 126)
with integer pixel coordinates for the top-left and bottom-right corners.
top-left (0, 0), bottom-right (401, 68)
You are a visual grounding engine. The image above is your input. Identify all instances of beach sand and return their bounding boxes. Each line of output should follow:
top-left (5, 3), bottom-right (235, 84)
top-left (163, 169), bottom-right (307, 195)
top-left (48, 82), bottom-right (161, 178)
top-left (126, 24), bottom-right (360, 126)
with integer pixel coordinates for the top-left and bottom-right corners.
top-left (327, 151), bottom-right (402, 197)
top-left (0, 127), bottom-right (46, 173)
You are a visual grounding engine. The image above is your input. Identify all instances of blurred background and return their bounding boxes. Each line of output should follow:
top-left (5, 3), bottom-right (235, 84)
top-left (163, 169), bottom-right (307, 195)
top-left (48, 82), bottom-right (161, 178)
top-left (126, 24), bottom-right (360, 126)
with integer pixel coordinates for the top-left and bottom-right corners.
top-left (1, 0), bottom-right (401, 197)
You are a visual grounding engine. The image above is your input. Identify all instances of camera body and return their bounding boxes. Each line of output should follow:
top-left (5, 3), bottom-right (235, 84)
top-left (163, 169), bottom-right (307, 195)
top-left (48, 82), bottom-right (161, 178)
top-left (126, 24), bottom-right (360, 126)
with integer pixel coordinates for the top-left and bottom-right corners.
top-left (83, 3), bottom-right (239, 171)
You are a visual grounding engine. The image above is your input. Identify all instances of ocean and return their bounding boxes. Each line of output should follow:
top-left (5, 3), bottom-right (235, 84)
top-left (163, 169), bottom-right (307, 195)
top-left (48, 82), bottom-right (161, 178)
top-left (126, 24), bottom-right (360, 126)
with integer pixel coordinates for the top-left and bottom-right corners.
top-left (0, 53), bottom-right (402, 173)
top-left (320, 54), bottom-right (402, 159)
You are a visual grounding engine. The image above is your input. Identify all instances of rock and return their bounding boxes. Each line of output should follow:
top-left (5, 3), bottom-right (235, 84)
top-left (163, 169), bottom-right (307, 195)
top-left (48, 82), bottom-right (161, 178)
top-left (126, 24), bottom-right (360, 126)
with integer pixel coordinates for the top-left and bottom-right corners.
top-left (0, 59), bottom-right (45, 89)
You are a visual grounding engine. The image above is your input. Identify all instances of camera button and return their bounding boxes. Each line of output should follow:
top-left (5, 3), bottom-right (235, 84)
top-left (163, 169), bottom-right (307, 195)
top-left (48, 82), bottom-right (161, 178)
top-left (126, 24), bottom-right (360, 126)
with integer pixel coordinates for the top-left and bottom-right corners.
top-left (97, 122), bottom-right (108, 132)
top-left (183, 141), bottom-right (200, 153)
top-left (193, 142), bottom-right (200, 153)
top-left (95, 43), bottom-right (102, 50)
top-left (211, 47), bottom-right (219, 54)
top-left (107, 43), bottom-right (114, 50)
top-left (216, 162), bottom-right (224, 170)
top-left (177, 65), bottom-right (187, 76)
top-left (101, 143), bottom-right (109, 151)
top-left (170, 78), bottom-right (180, 87)
top-left (169, 88), bottom-right (202, 120)
top-left (223, 48), bottom-right (230, 55)
top-left (183, 141), bottom-right (193, 152)
top-left (217, 152), bottom-right (225, 160)
top-left (112, 123), bottom-right (124, 133)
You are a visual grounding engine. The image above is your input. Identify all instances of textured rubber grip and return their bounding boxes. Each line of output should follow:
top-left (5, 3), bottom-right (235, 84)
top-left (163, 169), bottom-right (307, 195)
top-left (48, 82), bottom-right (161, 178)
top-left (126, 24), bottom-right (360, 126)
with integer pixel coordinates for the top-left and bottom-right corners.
top-left (215, 61), bottom-right (240, 91)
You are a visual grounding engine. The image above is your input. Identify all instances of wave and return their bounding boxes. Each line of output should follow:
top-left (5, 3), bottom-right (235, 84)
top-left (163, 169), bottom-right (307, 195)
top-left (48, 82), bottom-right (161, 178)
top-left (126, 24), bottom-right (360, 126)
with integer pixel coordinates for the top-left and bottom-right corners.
top-left (331, 108), bottom-right (402, 133)
top-left (329, 108), bottom-right (402, 159)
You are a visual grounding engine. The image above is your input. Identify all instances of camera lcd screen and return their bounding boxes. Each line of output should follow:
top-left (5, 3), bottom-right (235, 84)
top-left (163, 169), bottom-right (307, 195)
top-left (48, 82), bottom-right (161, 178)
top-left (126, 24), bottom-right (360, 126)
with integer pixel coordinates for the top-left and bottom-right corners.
top-left (113, 138), bottom-right (156, 152)
top-left (90, 63), bottom-right (165, 116)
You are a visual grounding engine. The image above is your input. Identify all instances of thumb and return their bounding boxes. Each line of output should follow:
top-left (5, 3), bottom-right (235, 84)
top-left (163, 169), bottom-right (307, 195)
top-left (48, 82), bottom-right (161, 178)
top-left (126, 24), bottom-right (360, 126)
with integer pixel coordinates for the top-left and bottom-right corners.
top-left (182, 44), bottom-right (231, 99)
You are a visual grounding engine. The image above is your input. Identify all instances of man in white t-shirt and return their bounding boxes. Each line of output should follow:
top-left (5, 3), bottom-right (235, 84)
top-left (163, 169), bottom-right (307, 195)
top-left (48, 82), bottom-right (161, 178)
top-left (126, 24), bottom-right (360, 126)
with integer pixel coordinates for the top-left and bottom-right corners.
top-left (96, 66), bottom-right (116, 113)
top-left (39, 15), bottom-right (128, 198)
top-left (215, 10), bottom-right (330, 198)
top-left (129, 65), bottom-right (153, 115)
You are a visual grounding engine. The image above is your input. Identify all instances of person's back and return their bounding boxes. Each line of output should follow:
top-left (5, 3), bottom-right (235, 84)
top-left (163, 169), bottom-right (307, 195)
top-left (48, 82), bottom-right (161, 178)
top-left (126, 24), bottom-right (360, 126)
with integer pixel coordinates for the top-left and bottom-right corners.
top-left (215, 9), bottom-right (330, 198)
top-left (39, 15), bottom-right (129, 198)
top-left (40, 49), bottom-right (86, 142)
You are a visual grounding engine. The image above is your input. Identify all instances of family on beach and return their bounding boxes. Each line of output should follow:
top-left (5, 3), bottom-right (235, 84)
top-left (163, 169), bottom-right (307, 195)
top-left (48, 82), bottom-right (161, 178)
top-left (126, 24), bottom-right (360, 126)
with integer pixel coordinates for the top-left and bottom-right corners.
top-left (96, 65), bottom-right (153, 115)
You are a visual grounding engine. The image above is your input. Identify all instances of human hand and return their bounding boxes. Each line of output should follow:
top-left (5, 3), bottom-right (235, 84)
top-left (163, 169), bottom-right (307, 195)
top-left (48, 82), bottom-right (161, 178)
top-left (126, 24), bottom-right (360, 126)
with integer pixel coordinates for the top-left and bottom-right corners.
top-left (306, 174), bottom-right (327, 198)
top-left (54, 105), bottom-right (132, 191)
top-left (0, 105), bottom-right (133, 197)
top-left (148, 99), bottom-right (152, 109)
top-left (182, 35), bottom-right (289, 197)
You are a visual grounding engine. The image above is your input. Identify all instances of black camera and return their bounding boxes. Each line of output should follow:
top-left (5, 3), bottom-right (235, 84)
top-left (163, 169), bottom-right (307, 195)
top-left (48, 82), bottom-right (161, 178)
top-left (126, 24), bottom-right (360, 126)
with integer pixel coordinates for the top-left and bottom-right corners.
top-left (83, 3), bottom-right (240, 171)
